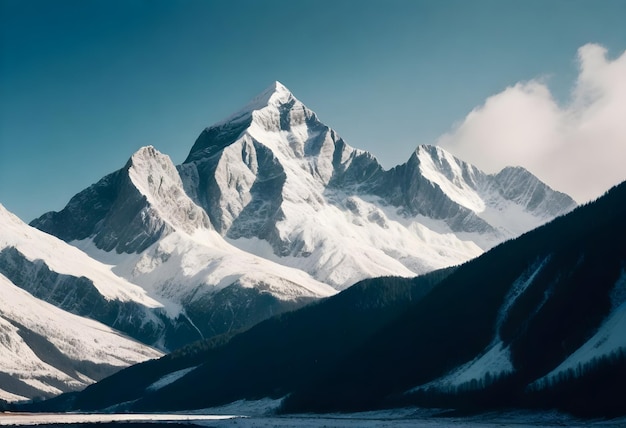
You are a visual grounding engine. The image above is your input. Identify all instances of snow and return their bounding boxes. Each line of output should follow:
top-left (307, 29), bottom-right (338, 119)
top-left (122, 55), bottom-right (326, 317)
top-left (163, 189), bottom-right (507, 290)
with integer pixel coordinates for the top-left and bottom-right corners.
top-left (212, 80), bottom-right (293, 128)
top-left (412, 258), bottom-right (550, 392)
top-left (0, 272), bottom-right (162, 401)
top-left (0, 203), bottom-right (162, 308)
top-left (127, 146), bottom-right (213, 234)
top-left (0, 390), bottom-right (26, 402)
top-left (496, 257), bottom-right (551, 328)
top-left (210, 136), bottom-right (261, 230)
top-left (146, 366), bottom-right (197, 392)
top-left (0, 413), bottom-right (238, 426)
top-left (609, 269), bottom-right (626, 310)
top-left (188, 397), bottom-right (284, 416)
top-left (67, 145), bottom-right (335, 319)
top-left (0, 205), bottom-right (166, 396)
top-left (191, 84), bottom-right (571, 289)
top-left (416, 146), bottom-right (563, 244)
top-left (210, 105), bottom-right (486, 288)
top-left (74, 228), bottom-right (336, 307)
top-left (532, 271), bottom-right (626, 388)
top-left (230, 194), bottom-right (484, 289)
top-left (415, 341), bottom-right (514, 393)
top-left (475, 198), bottom-right (546, 242)
top-left (125, 147), bottom-right (336, 300)
top-left (416, 146), bottom-right (486, 213)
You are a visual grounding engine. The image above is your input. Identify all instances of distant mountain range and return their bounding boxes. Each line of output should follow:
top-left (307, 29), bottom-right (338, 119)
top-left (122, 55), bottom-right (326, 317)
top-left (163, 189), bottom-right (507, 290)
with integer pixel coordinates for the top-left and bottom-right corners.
top-left (27, 180), bottom-right (625, 418)
top-left (1, 82), bottom-right (577, 403)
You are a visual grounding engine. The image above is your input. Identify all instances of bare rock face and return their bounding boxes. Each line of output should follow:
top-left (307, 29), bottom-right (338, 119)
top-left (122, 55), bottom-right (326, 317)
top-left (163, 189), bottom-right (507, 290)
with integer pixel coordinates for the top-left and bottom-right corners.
top-left (33, 146), bottom-right (212, 255)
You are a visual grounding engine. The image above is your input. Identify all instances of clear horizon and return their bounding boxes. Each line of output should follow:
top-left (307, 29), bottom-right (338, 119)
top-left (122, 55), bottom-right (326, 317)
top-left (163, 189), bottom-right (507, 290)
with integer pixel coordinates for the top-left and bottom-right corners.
top-left (1, 0), bottom-right (625, 222)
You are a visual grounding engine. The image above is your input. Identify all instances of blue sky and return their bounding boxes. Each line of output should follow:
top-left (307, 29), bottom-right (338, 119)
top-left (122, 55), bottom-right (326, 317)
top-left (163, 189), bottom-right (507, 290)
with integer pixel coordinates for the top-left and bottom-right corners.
top-left (1, 0), bottom-right (625, 222)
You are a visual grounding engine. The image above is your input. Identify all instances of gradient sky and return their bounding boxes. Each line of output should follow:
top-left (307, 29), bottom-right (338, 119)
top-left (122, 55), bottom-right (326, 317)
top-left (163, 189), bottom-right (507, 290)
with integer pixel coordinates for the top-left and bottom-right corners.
top-left (1, 0), bottom-right (625, 222)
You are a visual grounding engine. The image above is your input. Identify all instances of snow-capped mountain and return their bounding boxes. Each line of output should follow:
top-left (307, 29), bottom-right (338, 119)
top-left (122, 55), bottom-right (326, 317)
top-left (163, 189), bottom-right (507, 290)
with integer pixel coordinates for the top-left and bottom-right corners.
top-left (31, 147), bottom-right (336, 349)
top-left (34, 181), bottom-right (626, 417)
top-left (179, 81), bottom-right (576, 288)
top-left (0, 205), bottom-right (162, 402)
top-left (375, 146), bottom-right (576, 240)
top-left (26, 81), bottom-right (575, 353)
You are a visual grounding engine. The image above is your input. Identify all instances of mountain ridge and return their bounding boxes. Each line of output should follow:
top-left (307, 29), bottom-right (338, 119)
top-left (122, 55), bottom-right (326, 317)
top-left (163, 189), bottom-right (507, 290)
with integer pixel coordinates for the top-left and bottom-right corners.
top-left (175, 82), bottom-right (576, 287)
top-left (26, 81), bottom-right (576, 349)
top-left (24, 181), bottom-right (625, 416)
top-left (29, 145), bottom-right (336, 352)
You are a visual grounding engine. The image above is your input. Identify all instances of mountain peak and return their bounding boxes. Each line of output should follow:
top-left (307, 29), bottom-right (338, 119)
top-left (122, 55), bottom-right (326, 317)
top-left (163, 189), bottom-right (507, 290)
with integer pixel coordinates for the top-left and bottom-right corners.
top-left (128, 145), bottom-right (161, 167)
top-left (125, 145), bottom-right (213, 236)
top-left (212, 81), bottom-right (296, 128)
top-left (244, 80), bottom-right (297, 112)
top-left (185, 82), bottom-right (316, 163)
top-left (265, 80), bottom-right (291, 99)
top-left (131, 144), bottom-right (158, 157)
top-left (415, 144), bottom-right (444, 158)
top-left (413, 144), bottom-right (472, 174)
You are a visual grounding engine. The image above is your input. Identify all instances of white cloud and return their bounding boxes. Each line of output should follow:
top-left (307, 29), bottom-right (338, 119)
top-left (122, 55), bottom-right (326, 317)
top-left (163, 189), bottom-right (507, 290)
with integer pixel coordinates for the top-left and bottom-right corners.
top-left (438, 43), bottom-right (626, 203)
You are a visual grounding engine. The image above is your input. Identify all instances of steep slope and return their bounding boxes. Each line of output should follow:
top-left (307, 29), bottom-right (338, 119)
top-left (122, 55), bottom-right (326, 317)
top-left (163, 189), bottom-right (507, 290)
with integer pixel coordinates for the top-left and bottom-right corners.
top-left (30, 181), bottom-right (625, 417)
top-left (32, 146), bottom-right (213, 254)
top-left (376, 146), bottom-right (576, 244)
top-left (283, 181), bottom-right (626, 415)
top-left (31, 147), bottom-right (336, 349)
top-left (0, 204), bottom-right (186, 349)
top-left (180, 81), bottom-right (575, 288)
top-left (0, 272), bottom-right (162, 402)
top-left (19, 269), bottom-right (453, 412)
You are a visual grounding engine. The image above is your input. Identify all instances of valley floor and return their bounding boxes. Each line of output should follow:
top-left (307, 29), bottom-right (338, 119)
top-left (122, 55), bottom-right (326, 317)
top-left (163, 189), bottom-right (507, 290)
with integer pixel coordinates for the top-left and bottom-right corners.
top-left (2, 408), bottom-right (626, 427)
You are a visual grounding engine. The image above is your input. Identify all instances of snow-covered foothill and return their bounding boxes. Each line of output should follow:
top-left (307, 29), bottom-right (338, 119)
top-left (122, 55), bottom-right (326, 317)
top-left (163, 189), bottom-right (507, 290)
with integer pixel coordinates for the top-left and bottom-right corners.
top-left (0, 272), bottom-right (162, 401)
